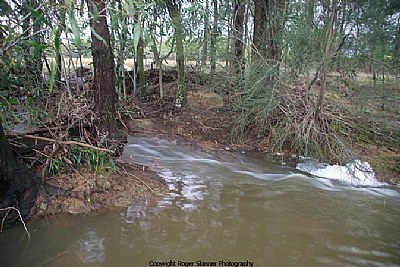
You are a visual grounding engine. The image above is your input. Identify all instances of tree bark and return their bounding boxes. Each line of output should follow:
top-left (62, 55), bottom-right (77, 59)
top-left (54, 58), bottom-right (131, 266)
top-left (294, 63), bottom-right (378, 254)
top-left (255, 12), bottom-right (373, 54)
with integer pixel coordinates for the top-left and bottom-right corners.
top-left (232, 1), bottom-right (245, 75)
top-left (210, 0), bottom-right (218, 73)
top-left (225, 1), bottom-right (231, 68)
top-left (244, 0), bottom-right (251, 64)
top-left (201, 0), bottom-right (209, 67)
top-left (0, 121), bottom-right (38, 228)
top-left (138, 36), bottom-right (146, 98)
top-left (252, 0), bottom-right (286, 62)
top-left (164, 0), bottom-right (186, 107)
top-left (315, 0), bottom-right (337, 117)
top-left (394, 16), bottom-right (400, 75)
top-left (252, 0), bottom-right (263, 55)
top-left (116, 0), bottom-right (128, 102)
top-left (88, 0), bottom-right (117, 136)
top-left (55, 7), bottom-right (66, 92)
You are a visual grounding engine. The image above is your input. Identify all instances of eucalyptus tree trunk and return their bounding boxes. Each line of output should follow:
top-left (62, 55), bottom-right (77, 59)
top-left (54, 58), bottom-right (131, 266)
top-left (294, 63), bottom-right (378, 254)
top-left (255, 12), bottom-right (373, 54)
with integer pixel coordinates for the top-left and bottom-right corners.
top-left (232, 1), bottom-right (245, 75)
top-left (55, 7), bottom-right (66, 92)
top-left (164, 0), bottom-right (186, 107)
top-left (210, 0), bottom-right (218, 73)
top-left (116, 0), bottom-right (128, 102)
top-left (151, 33), bottom-right (164, 99)
top-left (252, 0), bottom-right (263, 58)
top-left (394, 16), bottom-right (400, 75)
top-left (150, 8), bottom-right (164, 99)
top-left (134, 9), bottom-right (146, 99)
top-left (316, 0), bottom-right (337, 117)
top-left (138, 36), bottom-right (146, 99)
top-left (201, 0), bottom-right (209, 67)
top-left (244, 0), bottom-right (251, 65)
top-left (253, 0), bottom-right (286, 62)
top-left (225, 1), bottom-right (232, 68)
top-left (87, 0), bottom-right (117, 137)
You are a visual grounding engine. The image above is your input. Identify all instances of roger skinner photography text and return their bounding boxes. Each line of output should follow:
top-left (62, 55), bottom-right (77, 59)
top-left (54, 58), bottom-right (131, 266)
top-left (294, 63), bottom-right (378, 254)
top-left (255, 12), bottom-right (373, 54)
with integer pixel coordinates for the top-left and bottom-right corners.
top-left (148, 260), bottom-right (255, 267)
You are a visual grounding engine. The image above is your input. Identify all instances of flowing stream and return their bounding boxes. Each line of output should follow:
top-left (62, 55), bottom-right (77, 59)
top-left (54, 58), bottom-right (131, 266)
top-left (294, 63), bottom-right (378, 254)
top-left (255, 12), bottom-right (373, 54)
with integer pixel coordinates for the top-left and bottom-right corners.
top-left (1, 137), bottom-right (399, 267)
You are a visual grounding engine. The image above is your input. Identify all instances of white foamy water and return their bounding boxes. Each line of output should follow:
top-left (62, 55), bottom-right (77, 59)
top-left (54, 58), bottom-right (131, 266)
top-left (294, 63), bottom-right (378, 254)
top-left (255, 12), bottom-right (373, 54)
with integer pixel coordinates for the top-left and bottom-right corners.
top-left (297, 160), bottom-right (383, 187)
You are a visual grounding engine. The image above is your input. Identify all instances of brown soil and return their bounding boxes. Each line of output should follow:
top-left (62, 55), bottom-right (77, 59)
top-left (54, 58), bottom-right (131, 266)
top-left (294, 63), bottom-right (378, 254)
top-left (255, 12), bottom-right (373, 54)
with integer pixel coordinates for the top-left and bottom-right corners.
top-left (34, 162), bottom-right (166, 215)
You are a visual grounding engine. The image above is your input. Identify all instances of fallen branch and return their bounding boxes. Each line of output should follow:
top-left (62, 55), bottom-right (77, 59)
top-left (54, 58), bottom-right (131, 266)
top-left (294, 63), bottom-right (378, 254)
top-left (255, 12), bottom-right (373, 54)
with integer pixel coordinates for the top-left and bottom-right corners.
top-left (5, 126), bottom-right (67, 137)
top-left (116, 109), bottom-right (130, 132)
top-left (0, 207), bottom-right (30, 241)
top-left (24, 135), bottom-right (115, 154)
top-left (119, 167), bottom-right (156, 194)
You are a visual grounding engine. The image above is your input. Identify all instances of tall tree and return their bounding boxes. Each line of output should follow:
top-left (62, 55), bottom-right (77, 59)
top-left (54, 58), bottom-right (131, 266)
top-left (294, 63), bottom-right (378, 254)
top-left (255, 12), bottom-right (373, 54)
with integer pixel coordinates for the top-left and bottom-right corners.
top-left (394, 16), bottom-right (400, 74)
top-left (315, 0), bottom-right (337, 116)
top-left (201, 0), bottom-right (209, 67)
top-left (252, 0), bottom-right (263, 58)
top-left (115, 0), bottom-right (128, 102)
top-left (55, 5), bottom-right (66, 92)
top-left (133, 5), bottom-right (146, 99)
top-left (252, 0), bottom-right (286, 62)
top-left (210, 0), bottom-right (218, 73)
top-left (232, 1), bottom-right (245, 74)
top-left (137, 35), bottom-right (146, 98)
top-left (163, 0), bottom-right (186, 107)
top-left (87, 0), bottom-right (117, 136)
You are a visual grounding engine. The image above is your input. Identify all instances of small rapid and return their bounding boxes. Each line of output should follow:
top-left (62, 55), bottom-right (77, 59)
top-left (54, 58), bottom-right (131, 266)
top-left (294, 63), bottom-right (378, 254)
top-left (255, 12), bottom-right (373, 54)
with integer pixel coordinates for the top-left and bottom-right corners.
top-left (0, 136), bottom-right (399, 267)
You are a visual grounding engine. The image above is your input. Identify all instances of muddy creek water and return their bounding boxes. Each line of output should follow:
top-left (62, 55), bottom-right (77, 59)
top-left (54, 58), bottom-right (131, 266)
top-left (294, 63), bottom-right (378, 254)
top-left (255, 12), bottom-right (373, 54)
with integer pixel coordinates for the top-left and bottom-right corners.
top-left (1, 137), bottom-right (399, 267)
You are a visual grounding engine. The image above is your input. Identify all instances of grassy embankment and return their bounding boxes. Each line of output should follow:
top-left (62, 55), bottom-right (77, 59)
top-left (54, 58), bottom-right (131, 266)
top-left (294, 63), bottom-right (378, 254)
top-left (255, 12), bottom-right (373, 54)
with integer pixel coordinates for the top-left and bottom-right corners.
top-left (336, 75), bottom-right (399, 183)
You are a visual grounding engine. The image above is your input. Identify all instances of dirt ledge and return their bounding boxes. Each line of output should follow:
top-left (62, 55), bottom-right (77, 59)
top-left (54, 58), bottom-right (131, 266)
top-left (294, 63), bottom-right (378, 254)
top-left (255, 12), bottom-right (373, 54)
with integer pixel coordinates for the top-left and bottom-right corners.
top-left (33, 162), bottom-right (167, 216)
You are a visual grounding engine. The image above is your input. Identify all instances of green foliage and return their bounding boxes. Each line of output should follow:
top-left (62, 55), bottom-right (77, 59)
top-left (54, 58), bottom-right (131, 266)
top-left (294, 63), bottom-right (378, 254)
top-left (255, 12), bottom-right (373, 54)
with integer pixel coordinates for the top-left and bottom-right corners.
top-left (48, 158), bottom-right (65, 175)
top-left (231, 61), bottom-right (279, 140)
top-left (68, 6), bottom-right (82, 46)
top-left (133, 23), bottom-right (142, 51)
top-left (39, 200), bottom-right (47, 210)
top-left (47, 145), bottom-right (117, 176)
top-left (284, 18), bottom-right (322, 75)
top-left (67, 146), bottom-right (118, 174)
top-left (0, 94), bottom-right (49, 130)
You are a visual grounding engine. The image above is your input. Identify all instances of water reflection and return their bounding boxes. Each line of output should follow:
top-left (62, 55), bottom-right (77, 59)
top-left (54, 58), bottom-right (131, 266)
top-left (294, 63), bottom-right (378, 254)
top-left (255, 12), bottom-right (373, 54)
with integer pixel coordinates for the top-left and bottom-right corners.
top-left (77, 230), bottom-right (106, 264)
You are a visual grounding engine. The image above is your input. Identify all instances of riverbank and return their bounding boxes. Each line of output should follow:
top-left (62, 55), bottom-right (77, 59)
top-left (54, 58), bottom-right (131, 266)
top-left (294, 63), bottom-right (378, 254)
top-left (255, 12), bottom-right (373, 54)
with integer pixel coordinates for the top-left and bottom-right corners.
top-left (3, 70), bottom-right (398, 220)
top-left (31, 81), bottom-right (399, 217)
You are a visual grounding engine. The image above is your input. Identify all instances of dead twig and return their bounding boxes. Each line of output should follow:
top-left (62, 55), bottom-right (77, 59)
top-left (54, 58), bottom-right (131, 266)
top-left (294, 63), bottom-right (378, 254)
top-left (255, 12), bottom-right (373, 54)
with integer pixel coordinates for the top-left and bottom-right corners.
top-left (24, 135), bottom-right (115, 153)
top-left (119, 166), bottom-right (156, 194)
top-left (0, 207), bottom-right (30, 241)
top-left (5, 126), bottom-right (68, 137)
